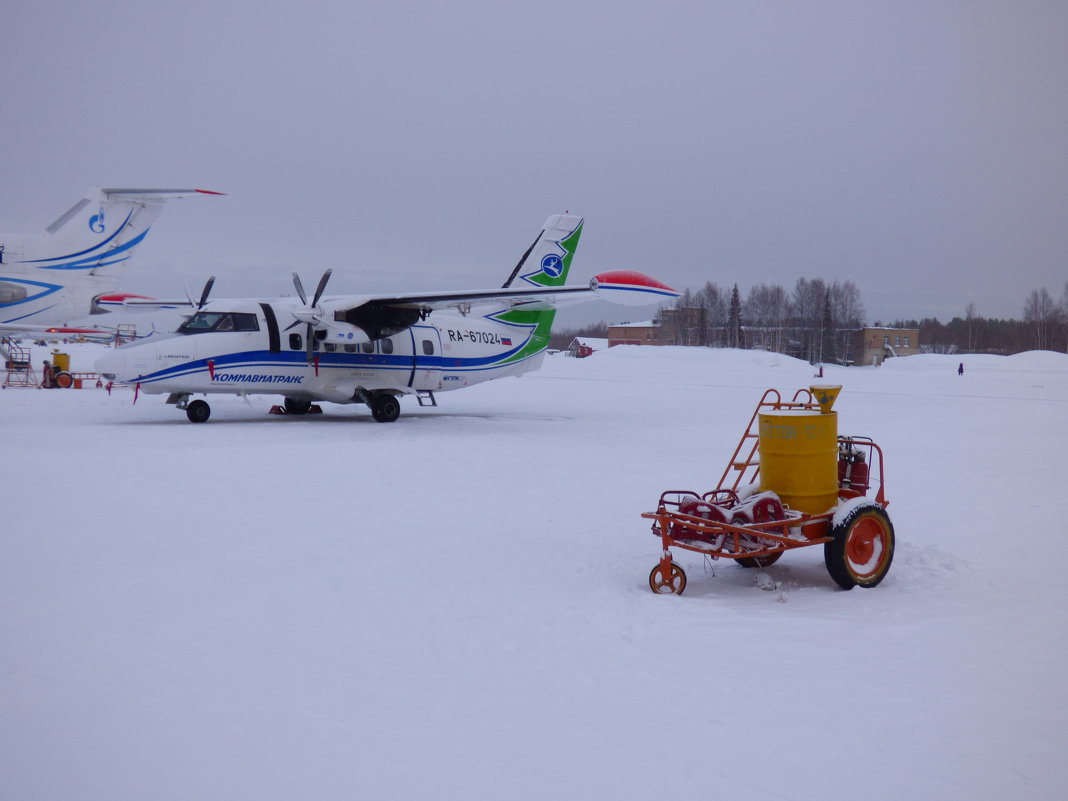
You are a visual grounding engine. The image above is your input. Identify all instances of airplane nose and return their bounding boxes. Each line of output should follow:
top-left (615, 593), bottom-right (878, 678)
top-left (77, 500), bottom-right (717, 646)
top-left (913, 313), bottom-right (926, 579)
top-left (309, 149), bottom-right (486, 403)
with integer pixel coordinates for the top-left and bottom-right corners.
top-left (96, 345), bottom-right (156, 384)
top-left (94, 348), bottom-right (127, 382)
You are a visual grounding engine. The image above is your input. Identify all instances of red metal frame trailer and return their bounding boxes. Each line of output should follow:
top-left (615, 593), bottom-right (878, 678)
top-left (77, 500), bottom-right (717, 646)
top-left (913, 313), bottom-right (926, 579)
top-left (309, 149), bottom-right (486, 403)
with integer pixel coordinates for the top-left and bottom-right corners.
top-left (642, 387), bottom-right (894, 594)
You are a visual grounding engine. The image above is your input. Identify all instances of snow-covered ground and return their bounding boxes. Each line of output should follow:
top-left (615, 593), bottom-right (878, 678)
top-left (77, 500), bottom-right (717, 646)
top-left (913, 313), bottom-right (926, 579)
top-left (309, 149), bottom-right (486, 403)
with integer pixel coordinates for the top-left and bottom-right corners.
top-left (2, 344), bottom-right (1066, 800)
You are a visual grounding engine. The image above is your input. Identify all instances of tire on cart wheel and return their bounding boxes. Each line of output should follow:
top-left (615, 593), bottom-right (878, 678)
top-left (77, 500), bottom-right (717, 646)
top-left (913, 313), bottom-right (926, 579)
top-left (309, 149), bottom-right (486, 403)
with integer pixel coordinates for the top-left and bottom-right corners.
top-left (648, 562), bottom-right (687, 595)
top-left (824, 503), bottom-right (894, 589)
top-left (370, 393), bottom-right (400, 423)
top-left (186, 399), bottom-right (211, 423)
top-left (737, 551), bottom-right (784, 569)
top-left (54, 371), bottom-right (74, 389)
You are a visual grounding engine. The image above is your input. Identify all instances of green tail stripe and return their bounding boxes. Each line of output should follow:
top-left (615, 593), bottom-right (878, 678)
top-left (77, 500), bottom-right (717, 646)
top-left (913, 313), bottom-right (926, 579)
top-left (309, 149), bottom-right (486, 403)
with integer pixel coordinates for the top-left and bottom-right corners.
top-left (494, 221), bottom-right (582, 362)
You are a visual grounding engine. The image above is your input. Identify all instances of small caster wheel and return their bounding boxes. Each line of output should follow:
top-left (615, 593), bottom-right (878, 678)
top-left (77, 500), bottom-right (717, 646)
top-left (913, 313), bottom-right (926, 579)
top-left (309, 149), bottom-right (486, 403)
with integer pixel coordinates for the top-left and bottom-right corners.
top-left (649, 562), bottom-right (687, 595)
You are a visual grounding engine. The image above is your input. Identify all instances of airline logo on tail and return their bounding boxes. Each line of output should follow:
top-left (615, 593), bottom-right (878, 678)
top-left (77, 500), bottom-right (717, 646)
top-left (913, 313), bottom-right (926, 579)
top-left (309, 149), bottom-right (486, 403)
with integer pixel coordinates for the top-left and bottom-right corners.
top-left (541, 254), bottom-right (563, 278)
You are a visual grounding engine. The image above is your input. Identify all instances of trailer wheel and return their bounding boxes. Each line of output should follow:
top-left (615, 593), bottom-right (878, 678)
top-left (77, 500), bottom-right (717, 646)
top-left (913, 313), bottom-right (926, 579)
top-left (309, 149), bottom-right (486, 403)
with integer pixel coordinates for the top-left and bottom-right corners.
top-left (737, 551), bottom-right (783, 568)
top-left (649, 562), bottom-right (687, 595)
top-left (186, 399), bottom-right (211, 423)
top-left (53, 371), bottom-right (74, 389)
top-left (824, 504), bottom-right (894, 589)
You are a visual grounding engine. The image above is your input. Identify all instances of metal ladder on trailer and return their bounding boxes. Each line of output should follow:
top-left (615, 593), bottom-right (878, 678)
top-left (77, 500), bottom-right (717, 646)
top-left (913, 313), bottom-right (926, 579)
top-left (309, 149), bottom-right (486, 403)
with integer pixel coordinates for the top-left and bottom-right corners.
top-left (715, 388), bottom-right (817, 494)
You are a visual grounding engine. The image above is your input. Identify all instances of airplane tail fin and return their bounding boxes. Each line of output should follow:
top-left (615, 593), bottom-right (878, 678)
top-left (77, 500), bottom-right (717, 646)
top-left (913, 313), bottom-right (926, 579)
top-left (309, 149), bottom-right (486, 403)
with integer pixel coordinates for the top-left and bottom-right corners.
top-left (494, 214), bottom-right (583, 357)
top-left (11, 187), bottom-right (222, 276)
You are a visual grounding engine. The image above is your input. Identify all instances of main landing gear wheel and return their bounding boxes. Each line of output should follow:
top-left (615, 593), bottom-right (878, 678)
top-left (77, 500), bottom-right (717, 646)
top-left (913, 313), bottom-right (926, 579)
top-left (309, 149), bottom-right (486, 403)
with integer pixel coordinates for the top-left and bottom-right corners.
top-left (186, 399), bottom-right (211, 423)
top-left (283, 397), bottom-right (312, 415)
top-left (649, 562), bottom-right (687, 595)
top-left (824, 503), bottom-right (895, 589)
top-left (370, 393), bottom-right (400, 423)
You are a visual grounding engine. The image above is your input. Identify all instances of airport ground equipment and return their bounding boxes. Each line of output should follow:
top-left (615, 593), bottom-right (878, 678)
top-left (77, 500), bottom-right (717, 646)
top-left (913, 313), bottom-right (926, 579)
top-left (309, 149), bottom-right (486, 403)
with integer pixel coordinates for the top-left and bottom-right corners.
top-left (642, 386), bottom-right (894, 594)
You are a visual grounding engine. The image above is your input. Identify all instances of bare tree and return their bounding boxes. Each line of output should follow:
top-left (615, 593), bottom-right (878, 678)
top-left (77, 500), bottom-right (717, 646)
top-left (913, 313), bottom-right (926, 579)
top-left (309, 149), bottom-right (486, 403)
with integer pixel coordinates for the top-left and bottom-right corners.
top-left (826, 280), bottom-right (865, 363)
top-left (790, 277), bottom-right (826, 362)
top-left (744, 283), bottom-right (788, 352)
top-left (697, 281), bottom-right (727, 346)
top-left (964, 302), bottom-right (978, 352)
top-left (1060, 283), bottom-right (1068, 352)
top-left (1023, 288), bottom-right (1058, 350)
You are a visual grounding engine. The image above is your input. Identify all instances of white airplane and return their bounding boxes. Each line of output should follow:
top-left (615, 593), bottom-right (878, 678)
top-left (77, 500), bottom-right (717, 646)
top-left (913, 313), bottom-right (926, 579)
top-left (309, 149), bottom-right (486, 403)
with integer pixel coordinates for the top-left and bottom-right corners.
top-left (0, 186), bottom-right (221, 336)
top-left (96, 214), bottom-right (678, 423)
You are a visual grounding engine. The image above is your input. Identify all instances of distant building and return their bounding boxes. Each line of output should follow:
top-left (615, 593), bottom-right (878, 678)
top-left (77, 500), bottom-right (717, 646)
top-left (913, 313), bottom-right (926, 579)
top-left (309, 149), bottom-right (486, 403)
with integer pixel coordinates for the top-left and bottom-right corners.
top-left (607, 321), bottom-right (661, 347)
top-left (606, 307), bottom-right (706, 347)
top-left (567, 337), bottom-right (607, 357)
top-left (852, 327), bottom-right (920, 366)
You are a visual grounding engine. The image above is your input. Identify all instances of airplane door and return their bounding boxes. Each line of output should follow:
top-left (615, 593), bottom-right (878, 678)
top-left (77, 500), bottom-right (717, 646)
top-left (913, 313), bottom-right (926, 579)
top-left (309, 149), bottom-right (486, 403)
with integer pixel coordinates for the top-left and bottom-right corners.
top-left (408, 325), bottom-right (442, 390)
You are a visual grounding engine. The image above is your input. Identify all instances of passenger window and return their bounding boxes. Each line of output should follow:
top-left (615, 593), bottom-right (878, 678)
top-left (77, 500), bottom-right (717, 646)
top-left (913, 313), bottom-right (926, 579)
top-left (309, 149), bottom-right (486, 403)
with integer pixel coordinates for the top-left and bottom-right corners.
top-left (289, 333), bottom-right (302, 350)
top-left (344, 344), bottom-right (357, 353)
top-left (361, 341), bottom-right (375, 354)
top-left (381, 339), bottom-right (394, 354)
top-left (324, 343), bottom-right (337, 353)
top-left (422, 339), bottom-right (435, 356)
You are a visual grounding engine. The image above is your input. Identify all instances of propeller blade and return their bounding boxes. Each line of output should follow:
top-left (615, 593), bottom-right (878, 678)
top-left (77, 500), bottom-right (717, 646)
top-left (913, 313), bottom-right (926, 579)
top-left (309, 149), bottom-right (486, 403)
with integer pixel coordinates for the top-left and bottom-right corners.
top-left (198, 276), bottom-right (216, 309)
top-left (311, 268), bottom-right (333, 307)
top-left (292, 272), bottom-right (308, 305)
top-left (306, 323), bottom-right (314, 363)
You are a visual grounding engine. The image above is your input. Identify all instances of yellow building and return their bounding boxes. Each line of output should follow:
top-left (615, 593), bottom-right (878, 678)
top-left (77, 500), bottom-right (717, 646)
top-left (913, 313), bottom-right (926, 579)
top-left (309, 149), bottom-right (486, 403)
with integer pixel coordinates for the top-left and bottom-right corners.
top-left (851, 327), bottom-right (920, 366)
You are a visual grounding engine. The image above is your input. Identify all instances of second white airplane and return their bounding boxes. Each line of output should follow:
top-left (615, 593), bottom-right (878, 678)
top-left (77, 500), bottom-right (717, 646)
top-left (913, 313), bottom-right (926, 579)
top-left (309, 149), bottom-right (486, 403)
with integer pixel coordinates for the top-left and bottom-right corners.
top-left (96, 214), bottom-right (678, 423)
top-left (0, 186), bottom-right (220, 334)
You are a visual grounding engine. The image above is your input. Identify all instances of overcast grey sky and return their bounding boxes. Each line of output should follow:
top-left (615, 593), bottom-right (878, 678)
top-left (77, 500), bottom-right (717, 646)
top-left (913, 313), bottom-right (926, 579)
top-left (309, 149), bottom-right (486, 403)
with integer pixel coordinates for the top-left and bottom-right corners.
top-left (3, 0), bottom-right (1066, 326)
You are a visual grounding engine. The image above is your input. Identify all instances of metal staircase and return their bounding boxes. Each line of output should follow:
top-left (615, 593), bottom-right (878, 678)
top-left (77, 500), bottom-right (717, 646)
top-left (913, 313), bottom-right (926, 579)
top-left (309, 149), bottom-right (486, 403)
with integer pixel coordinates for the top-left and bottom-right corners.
top-left (2, 339), bottom-right (38, 388)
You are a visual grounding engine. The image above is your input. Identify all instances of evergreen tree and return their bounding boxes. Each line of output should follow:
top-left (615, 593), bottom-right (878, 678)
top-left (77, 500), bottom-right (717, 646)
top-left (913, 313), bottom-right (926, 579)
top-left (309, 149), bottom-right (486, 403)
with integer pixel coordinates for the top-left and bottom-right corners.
top-left (728, 284), bottom-right (742, 348)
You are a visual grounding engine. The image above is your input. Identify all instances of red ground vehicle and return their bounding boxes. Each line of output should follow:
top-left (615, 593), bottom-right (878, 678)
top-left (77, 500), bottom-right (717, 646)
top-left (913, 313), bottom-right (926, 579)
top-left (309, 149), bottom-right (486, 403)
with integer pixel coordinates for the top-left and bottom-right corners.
top-left (642, 387), bottom-right (894, 594)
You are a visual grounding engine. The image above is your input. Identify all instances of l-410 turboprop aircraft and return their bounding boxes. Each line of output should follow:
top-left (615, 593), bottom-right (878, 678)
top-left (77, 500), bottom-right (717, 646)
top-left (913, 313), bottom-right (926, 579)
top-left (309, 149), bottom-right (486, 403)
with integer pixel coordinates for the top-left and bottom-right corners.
top-left (96, 214), bottom-right (678, 423)
top-left (0, 186), bottom-right (221, 336)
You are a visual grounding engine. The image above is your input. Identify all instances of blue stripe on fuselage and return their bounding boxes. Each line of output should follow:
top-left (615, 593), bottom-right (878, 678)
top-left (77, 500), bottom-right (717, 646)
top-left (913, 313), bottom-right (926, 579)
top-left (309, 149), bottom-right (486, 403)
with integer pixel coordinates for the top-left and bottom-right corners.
top-left (129, 345), bottom-right (542, 385)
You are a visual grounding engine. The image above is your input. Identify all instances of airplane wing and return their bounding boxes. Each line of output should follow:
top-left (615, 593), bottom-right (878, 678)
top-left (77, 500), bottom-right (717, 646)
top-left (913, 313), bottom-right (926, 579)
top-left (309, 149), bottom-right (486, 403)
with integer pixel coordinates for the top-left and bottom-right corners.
top-left (337, 270), bottom-right (678, 313)
top-left (99, 296), bottom-right (191, 309)
top-left (317, 270), bottom-right (678, 340)
top-left (0, 322), bottom-right (117, 338)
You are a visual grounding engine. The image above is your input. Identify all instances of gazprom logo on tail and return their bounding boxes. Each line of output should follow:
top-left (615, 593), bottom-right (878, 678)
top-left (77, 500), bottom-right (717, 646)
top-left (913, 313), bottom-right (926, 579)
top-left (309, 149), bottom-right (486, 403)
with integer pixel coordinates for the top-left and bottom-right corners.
top-left (89, 208), bottom-right (105, 234)
top-left (541, 254), bottom-right (563, 278)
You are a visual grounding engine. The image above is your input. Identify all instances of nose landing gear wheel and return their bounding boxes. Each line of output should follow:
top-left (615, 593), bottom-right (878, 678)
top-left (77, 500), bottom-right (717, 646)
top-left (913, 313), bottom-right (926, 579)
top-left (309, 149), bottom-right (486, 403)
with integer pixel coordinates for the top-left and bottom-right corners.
top-left (649, 562), bottom-right (687, 595)
top-left (186, 399), bottom-right (211, 423)
top-left (824, 504), bottom-right (894, 589)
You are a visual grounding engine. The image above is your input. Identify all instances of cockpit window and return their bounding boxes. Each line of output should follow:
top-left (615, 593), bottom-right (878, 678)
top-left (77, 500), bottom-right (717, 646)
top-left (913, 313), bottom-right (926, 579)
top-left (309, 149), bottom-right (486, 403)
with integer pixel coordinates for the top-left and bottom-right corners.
top-left (178, 312), bottom-right (260, 334)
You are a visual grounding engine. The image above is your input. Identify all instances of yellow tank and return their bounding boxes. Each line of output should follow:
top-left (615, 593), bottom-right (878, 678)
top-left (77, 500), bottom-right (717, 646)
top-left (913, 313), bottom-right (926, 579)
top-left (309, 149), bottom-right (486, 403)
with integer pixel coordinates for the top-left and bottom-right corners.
top-left (758, 408), bottom-right (838, 514)
top-left (51, 352), bottom-right (71, 372)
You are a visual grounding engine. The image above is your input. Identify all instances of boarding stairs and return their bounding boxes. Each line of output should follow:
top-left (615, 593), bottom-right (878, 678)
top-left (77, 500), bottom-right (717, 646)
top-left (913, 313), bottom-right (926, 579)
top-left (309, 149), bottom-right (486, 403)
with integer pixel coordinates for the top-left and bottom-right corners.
top-left (2, 339), bottom-right (38, 388)
top-left (115, 323), bottom-right (138, 345)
